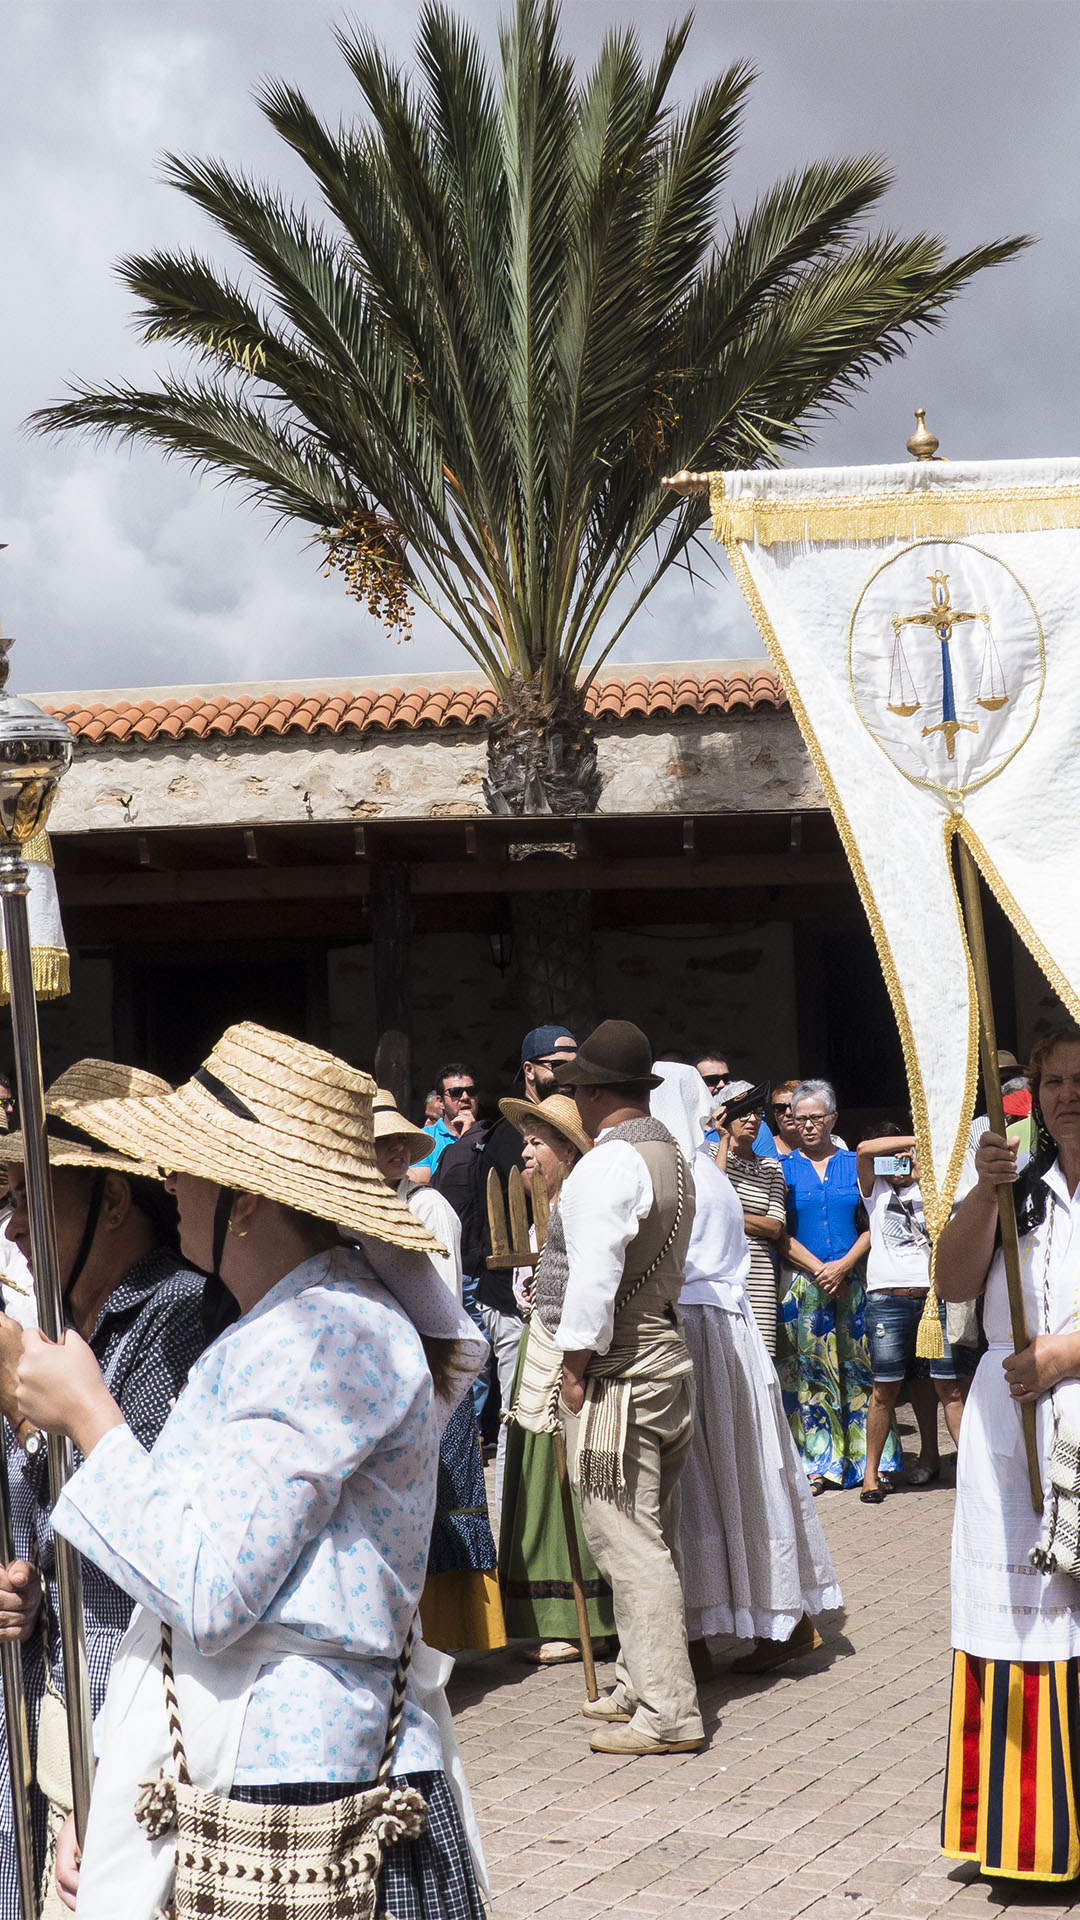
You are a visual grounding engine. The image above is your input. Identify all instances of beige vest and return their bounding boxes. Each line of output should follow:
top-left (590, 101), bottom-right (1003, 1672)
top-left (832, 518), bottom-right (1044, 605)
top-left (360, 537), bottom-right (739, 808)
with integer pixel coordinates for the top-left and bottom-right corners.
top-left (603, 1129), bottom-right (695, 1354)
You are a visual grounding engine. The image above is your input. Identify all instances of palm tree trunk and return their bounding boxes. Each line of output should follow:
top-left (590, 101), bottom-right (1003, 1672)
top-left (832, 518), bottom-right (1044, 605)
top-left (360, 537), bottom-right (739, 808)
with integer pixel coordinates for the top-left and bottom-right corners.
top-left (483, 676), bottom-right (601, 817)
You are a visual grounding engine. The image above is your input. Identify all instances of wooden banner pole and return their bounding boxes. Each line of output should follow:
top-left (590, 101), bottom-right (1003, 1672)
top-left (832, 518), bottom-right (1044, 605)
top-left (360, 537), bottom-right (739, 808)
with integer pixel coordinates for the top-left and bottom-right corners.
top-left (955, 836), bottom-right (1042, 1511)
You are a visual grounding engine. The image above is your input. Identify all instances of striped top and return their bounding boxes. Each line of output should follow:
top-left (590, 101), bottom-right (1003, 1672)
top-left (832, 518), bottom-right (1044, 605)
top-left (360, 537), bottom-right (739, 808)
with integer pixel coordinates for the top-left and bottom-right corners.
top-left (722, 1151), bottom-right (787, 1354)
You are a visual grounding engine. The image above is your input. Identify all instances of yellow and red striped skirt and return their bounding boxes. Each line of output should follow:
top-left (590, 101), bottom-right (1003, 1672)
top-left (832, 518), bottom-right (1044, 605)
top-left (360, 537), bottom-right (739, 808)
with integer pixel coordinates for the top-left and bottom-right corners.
top-left (943, 1650), bottom-right (1080, 1881)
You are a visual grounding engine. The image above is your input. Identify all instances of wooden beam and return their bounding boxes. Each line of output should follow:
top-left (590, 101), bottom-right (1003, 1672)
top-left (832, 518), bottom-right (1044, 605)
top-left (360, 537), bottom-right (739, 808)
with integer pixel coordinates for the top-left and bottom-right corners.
top-left (370, 862), bottom-right (412, 1110)
top-left (243, 829), bottom-right (279, 866)
top-left (55, 848), bottom-right (846, 909)
top-left (409, 851), bottom-right (847, 895)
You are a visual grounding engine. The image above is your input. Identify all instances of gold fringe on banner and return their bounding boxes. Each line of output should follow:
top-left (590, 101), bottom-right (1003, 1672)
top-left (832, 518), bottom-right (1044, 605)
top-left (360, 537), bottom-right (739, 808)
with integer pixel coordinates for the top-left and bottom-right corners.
top-left (23, 830), bottom-right (53, 868)
top-left (709, 476), bottom-right (1080, 550)
top-left (0, 947), bottom-right (70, 1006)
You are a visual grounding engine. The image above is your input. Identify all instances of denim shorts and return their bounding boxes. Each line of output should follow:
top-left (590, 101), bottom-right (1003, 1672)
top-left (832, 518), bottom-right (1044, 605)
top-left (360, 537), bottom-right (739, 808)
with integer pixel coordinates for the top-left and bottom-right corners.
top-left (865, 1290), bottom-right (977, 1382)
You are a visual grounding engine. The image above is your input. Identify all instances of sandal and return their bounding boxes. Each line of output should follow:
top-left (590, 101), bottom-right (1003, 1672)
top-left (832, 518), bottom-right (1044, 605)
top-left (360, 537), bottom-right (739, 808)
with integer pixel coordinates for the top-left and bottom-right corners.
top-left (860, 1487), bottom-right (887, 1504)
top-left (520, 1641), bottom-right (580, 1666)
top-left (809, 1475), bottom-right (828, 1497)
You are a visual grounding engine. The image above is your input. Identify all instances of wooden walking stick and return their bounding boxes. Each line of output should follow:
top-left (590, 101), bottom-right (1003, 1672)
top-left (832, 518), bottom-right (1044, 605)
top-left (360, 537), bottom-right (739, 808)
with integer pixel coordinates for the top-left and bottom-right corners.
top-left (955, 836), bottom-right (1042, 1510)
top-left (487, 1167), bottom-right (598, 1700)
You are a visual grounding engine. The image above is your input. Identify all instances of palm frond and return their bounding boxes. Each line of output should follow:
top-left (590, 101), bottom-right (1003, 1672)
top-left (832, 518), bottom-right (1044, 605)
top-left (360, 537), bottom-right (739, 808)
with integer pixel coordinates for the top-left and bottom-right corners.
top-left (27, 0), bottom-right (1031, 731)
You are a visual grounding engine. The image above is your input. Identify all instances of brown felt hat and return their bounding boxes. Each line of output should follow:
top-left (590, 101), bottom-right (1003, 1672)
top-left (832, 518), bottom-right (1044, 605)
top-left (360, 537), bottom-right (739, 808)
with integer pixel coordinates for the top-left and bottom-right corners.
top-left (553, 1019), bottom-right (662, 1091)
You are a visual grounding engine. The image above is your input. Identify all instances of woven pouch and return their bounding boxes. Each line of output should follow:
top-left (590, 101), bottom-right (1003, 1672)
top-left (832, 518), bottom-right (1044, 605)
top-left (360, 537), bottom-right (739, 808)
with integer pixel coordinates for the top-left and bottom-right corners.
top-left (139, 1624), bottom-right (426, 1920)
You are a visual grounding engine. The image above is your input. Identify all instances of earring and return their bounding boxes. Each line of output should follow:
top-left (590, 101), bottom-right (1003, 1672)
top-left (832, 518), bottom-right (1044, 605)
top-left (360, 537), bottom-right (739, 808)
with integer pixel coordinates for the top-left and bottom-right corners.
top-left (226, 1218), bottom-right (250, 1239)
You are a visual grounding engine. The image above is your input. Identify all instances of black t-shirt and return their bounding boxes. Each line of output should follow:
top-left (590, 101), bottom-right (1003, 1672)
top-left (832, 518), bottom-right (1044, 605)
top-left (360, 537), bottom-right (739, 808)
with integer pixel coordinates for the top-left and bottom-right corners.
top-left (432, 1114), bottom-right (525, 1316)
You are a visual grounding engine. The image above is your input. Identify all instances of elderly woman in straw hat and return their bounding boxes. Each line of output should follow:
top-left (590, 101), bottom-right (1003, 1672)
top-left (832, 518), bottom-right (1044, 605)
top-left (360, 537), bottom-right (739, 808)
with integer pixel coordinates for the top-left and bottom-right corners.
top-left (15, 1025), bottom-right (490, 1920)
top-left (0, 1060), bottom-right (214, 1920)
top-left (369, 1088), bottom-right (505, 1657)
top-left (495, 1094), bottom-right (617, 1665)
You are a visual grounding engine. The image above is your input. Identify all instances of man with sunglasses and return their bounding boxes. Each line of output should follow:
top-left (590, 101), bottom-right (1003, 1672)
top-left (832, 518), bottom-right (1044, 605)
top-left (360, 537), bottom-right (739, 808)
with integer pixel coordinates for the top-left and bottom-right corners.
top-left (432, 1025), bottom-right (577, 1509)
top-left (410, 1062), bottom-right (480, 1181)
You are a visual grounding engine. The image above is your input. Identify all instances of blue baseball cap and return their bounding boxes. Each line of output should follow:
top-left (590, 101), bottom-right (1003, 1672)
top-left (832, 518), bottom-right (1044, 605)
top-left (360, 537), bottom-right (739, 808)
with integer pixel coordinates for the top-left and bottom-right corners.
top-left (515, 1025), bottom-right (578, 1082)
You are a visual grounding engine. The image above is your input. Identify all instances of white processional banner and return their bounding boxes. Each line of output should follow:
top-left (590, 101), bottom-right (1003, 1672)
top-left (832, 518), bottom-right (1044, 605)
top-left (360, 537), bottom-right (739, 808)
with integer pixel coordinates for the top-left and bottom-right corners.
top-left (0, 830), bottom-right (69, 1005)
top-left (711, 456), bottom-right (1080, 1233)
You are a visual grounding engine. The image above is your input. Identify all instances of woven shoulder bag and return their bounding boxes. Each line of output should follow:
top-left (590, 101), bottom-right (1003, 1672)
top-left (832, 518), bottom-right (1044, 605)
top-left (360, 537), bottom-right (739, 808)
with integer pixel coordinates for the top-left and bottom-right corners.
top-left (135, 1622), bottom-right (427, 1920)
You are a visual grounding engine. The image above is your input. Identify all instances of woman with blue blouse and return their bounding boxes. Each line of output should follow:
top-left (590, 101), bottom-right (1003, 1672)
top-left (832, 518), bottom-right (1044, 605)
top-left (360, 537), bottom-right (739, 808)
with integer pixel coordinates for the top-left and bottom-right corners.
top-left (779, 1078), bottom-right (902, 1493)
top-left (13, 1023), bottom-right (489, 1920)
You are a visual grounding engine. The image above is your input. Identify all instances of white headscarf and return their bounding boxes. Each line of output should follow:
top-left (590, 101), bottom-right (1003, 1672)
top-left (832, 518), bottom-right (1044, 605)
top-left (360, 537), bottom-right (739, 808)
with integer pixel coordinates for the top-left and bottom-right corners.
top-left (649, 1062), bottom-right (713, 1159)
top-left (650, 1062), bottom-right (751, 1305)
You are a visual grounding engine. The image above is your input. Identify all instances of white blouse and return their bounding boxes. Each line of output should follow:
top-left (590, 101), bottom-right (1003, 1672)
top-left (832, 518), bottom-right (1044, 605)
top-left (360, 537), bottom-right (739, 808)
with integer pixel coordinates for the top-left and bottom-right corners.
top-left (952, 1161), bottom-right (1080, 1661)
top-left (54, 1245), bottom-right (443, 1783)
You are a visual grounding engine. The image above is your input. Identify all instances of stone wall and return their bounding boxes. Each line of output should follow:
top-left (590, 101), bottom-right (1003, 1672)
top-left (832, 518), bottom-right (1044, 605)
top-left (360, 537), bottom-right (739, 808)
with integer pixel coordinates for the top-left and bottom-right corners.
top-left (325, 916), bottom-right (797, 1111)
top-left (46, 708), bottom-right (823, 834)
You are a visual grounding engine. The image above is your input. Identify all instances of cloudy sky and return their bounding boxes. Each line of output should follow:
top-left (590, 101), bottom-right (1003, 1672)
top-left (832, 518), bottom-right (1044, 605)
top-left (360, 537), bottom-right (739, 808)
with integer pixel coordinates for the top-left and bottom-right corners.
top-left (4, 1), bottom-right (1076, 695)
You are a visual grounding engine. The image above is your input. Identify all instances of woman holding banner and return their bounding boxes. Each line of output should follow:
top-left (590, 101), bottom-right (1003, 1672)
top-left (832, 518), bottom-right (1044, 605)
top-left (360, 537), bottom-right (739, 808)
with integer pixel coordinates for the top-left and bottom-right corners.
top-left (937, 1026), bottom-right (1080, 1883)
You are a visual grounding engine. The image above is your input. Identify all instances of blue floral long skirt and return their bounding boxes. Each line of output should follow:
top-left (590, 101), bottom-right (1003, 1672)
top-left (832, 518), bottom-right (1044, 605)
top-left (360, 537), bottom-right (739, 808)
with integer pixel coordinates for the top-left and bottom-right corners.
top-left (777, 1273), bottom-right (902, 1488)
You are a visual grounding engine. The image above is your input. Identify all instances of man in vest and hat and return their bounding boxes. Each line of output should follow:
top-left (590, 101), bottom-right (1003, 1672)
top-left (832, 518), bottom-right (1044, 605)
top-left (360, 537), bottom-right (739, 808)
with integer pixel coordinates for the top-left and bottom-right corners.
top-left (550, 1020), bottom-right (704, 1754)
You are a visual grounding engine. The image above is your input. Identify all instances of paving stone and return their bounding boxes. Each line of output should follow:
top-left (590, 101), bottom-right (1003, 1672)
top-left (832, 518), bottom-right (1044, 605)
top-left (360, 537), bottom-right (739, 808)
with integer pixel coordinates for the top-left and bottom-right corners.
top-left (450, 1433), bottom-right (1080, 1917)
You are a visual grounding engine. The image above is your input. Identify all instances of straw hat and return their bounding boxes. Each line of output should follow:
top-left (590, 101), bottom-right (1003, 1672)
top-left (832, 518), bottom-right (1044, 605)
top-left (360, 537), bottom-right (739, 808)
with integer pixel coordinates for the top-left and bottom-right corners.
top-left (64, 1023), bottom-right (440, 1254)
top-left (498, 1093), bottom-right (592, 1162)
top-left (0, 1060), bottom-right (171, 1179)
top-left (371, 1087), bottom-right (432, 1163)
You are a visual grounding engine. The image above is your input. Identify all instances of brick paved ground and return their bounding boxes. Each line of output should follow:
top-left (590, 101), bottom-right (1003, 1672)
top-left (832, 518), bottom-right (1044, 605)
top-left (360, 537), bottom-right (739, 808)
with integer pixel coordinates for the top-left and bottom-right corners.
top-left (450, 1418), bottom-right (1080, 1918)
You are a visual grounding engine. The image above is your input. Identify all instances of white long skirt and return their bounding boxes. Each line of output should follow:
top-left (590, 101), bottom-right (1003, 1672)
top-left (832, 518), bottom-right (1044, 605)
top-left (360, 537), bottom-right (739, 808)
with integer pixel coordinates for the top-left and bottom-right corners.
top-left (680, 1302), bottom-right (842, 1642)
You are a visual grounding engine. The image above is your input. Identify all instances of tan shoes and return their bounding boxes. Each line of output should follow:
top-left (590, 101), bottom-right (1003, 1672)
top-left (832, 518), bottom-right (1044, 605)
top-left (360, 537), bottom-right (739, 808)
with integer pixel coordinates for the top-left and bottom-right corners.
top-left (588, 1723), bottom-right (705, 1755)
top-left (581, 1692), bottom-right (631, 1722)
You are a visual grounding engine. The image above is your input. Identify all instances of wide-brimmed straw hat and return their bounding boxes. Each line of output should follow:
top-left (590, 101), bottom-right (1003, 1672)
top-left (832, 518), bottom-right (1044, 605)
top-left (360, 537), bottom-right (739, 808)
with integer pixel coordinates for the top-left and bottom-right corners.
top-left (498, 1093), bottom-right (592, 1162)
top-left (371, 1088), bottom-right (432, 1164)
top-left (0, 1060), bottom-right (170, 1180)
top-left (65, 1024), bottom-right (441, 1254)
top-left (552, 1019), bottom-right (662, 1092)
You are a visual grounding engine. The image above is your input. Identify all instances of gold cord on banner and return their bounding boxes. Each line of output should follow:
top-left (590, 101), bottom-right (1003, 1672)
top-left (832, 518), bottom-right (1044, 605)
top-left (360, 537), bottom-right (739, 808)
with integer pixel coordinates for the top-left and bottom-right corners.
top-left (709, 477), bottom-right (1080, 549)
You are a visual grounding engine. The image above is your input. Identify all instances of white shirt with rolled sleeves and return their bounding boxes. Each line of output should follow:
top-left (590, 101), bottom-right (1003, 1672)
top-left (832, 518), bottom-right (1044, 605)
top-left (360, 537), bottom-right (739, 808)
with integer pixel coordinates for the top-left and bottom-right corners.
top-left (553, 1134), bottom-right (653, 1354)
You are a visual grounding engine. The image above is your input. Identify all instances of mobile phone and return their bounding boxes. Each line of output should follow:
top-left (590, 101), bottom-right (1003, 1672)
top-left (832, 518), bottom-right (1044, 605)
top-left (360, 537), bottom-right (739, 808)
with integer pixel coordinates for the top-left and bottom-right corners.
top-left (874, 1154), bottom-right (911, 1177)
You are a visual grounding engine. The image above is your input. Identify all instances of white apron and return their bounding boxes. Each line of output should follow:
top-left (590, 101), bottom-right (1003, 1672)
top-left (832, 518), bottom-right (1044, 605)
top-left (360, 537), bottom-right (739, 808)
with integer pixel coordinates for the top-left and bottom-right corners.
top-left (951, 1161), bottom-right (1080, 1662)
top-left (74, 1610), bottom-right (488, 1918)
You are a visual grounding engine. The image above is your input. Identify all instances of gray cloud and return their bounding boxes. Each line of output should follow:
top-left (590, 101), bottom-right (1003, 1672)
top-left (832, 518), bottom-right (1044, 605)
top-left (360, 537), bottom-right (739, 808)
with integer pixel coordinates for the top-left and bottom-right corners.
top-left (4, 1), bottom-right (1075, 693)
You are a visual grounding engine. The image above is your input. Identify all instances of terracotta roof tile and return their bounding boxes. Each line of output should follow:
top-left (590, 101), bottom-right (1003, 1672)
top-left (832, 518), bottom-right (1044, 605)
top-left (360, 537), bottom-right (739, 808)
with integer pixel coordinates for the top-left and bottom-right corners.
top-left (42, 669), bottom-right (787, 745)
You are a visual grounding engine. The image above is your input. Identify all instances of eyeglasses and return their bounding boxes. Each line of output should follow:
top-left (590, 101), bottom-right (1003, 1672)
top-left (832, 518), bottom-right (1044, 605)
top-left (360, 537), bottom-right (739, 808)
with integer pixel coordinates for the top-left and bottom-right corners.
top-left (794, 1112), bottom-right (830, 1127)
top-left (445, 1085), bottom-right (476, 1100)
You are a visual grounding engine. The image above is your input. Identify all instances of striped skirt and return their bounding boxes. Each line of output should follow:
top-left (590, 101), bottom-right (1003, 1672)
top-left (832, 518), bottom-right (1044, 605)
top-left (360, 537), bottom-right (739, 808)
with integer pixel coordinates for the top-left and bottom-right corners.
top-left (942, 1650), bottom-right (1080, 1881)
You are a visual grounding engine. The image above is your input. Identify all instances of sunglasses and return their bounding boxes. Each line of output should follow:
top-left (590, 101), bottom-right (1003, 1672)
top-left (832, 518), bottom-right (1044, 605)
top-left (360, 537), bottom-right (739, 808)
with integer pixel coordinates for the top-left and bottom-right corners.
top-left (773, 1103), bottom-right (792, 1115)
top-left (445, 1085), bottom-right (476, 1100)
top-left (702, 1075), bottom-right (726, 1091)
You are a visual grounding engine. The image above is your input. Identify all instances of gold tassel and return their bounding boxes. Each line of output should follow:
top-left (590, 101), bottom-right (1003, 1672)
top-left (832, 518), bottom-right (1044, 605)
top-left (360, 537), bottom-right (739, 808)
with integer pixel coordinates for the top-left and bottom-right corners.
top-left (916, 1238), bottom-right (946, 1360)
top-left (0, 947), bottom-right (70, 1005)
top-left (915, 1285), bottom-right (945, 1360)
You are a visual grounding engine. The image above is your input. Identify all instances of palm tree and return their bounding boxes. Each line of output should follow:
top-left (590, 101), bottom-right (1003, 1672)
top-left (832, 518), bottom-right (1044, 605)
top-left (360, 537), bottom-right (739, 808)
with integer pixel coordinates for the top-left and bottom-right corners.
top-left (31, 0), bottom-right (1026, 815)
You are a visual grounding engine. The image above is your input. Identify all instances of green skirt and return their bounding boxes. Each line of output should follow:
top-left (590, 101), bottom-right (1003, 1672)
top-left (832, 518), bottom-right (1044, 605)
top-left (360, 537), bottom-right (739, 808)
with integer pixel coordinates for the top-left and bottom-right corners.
top-left (497, 1322), bottom-right (616, 1641)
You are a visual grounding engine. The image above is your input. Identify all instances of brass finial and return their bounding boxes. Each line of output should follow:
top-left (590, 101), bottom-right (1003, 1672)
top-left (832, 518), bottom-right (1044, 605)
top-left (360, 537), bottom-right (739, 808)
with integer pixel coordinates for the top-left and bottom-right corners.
top-left (661, 470), bottom-right (711, 495)
top-left (907, 408), bottom-right (940, 462)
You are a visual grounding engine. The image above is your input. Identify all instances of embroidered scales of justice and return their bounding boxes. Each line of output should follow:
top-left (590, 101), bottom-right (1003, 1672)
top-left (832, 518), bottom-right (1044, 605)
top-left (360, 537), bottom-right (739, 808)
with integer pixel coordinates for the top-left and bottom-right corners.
top-left (887, 568), bottom-right (1007, 756)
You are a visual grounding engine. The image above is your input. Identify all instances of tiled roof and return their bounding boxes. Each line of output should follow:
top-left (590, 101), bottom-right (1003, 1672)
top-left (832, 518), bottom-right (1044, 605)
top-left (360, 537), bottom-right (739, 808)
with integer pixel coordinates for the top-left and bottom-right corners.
top-left (44, 666), bottom-right (786, 746)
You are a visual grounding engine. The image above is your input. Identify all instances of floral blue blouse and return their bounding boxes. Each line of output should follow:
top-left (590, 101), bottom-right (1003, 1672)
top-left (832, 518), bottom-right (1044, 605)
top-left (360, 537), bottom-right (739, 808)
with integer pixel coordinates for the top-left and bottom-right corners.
top-left (53, 1245), bottom-right (443, 1784)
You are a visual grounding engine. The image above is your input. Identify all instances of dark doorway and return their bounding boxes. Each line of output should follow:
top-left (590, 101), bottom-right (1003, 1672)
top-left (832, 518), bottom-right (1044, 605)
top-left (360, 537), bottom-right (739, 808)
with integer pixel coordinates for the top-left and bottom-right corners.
top-left (128, 957), bottom-right (311, 1084)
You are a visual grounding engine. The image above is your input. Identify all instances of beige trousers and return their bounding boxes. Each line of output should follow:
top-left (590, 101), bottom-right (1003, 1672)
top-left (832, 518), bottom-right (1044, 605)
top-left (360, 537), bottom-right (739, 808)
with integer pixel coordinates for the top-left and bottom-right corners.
top-left (563, 1373), bottom-right (703, 1743)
